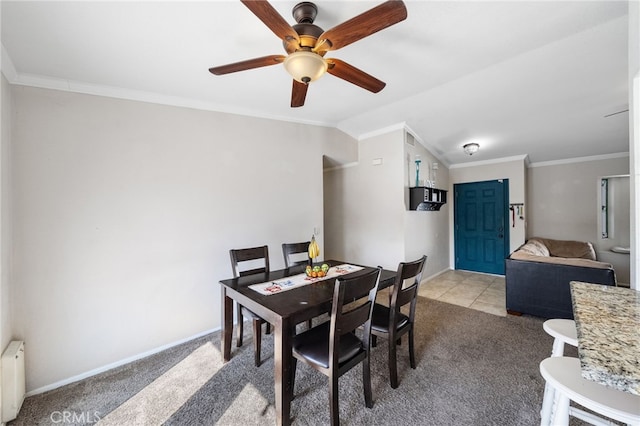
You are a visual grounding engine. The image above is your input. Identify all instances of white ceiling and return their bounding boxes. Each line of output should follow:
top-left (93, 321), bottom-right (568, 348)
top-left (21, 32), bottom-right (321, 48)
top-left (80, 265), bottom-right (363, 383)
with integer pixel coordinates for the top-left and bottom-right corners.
top-left (1, 1), bottom-right (631, 166)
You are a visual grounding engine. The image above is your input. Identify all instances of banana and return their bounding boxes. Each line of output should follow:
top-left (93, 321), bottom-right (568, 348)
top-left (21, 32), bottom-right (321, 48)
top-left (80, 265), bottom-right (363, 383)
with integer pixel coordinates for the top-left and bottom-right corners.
top-left (308, 236), bottom-right (319, 259)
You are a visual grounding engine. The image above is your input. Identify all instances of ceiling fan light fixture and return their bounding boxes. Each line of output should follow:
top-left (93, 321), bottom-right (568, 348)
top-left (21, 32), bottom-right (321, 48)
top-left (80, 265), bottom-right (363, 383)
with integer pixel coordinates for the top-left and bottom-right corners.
top-left (463, 143), bottom-right (480, 155)
top-left (283, 51), bottom-right (328, 84)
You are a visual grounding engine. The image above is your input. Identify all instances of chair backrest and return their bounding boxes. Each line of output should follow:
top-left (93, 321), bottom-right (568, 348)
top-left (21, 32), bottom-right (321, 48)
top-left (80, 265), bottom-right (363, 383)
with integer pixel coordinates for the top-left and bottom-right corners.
top-left (282, 241), bottom-right (311, 268)
top-left (229, 245), bottom-right (270, 278)
top-left (389, 255), bottom-right (427, 321)
top-left (329, 268), bottom-right (382, 367)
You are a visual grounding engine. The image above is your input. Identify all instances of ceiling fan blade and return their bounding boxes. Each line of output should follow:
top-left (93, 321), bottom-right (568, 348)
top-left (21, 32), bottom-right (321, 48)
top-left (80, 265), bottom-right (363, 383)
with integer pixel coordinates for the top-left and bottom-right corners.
top-left (291, 80), bottom-right (308, 108)
top-left (326, 59), bottom-right (385, 93)
top-left (241, 0), bottom-right (300, 45)
top-left (314, 1), bottom-right (407, 52)
top-left (209, 55), bottom-right (285, 75)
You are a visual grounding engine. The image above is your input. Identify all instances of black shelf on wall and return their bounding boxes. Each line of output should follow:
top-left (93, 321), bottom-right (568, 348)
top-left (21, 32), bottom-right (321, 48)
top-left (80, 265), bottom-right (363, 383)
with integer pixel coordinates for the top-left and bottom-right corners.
top-left (409, 187), bottom-right (448, 211)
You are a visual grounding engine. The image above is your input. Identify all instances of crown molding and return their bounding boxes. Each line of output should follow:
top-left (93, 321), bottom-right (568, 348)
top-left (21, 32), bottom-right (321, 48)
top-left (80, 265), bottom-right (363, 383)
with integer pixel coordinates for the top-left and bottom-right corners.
top-left (1, 47), bottom-right (335, 129)
top-left (357, 122), bottom-right (407, 141)
top-left (403, 123), bottom-right (451, 168)
top-left (528, 152), bottom-right (629, 168)
top-left (354, 122), bottom-right (451, 168)
top-left (449, 154), bottom-right (529, 169)
top-left (14, 72), bottom-right (334, 128)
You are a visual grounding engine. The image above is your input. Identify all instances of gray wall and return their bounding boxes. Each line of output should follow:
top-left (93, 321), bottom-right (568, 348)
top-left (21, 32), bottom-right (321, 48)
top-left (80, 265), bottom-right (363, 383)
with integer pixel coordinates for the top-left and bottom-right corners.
top-left (527, 156), bottom-right (629, 240)
top-left (9, 84), bottom-right (358, 393)
top-left (323, 128), bottom-right (451, 279)
top-left (404, 132), bottom-right (450, 278)
top-left (527, 156), bottom-right (630, 282)
top-left (1, 74), bottom-right (13, 357)
top-left (324, 129), bottom-right (406, 270)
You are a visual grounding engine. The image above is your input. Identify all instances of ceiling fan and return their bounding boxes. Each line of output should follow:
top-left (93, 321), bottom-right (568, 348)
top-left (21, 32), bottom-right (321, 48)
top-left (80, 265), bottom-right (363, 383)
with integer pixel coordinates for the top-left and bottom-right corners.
top-left (209, 0), bottom-right (407, 108)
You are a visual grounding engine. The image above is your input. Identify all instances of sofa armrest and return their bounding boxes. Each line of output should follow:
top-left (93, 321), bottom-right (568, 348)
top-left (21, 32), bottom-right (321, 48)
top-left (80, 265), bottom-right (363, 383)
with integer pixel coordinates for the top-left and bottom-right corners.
top-left (505, 257), bottom-right (616, 319)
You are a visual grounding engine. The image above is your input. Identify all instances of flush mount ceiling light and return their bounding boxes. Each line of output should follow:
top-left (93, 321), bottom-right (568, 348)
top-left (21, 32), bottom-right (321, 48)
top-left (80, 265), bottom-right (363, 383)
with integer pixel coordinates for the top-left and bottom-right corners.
top-left (463, 143), bottom-right (480, 155)
top-left (283, 51), bottom-right (328, 84)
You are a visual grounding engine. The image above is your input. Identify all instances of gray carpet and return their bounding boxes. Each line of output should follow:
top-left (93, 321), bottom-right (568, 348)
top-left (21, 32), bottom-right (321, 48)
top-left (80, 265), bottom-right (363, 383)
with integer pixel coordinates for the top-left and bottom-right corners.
top-left (10, 298), bottom-right (581, 425)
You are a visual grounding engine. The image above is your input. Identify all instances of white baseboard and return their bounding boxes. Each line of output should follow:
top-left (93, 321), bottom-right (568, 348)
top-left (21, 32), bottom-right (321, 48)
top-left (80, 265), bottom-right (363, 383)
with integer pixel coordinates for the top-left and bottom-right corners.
top-left (26, 327), bottom-right (220, 397)
top-left (25, 268), bottom-right (456, 397)
top-left (422, 267), bottom-right (451, 283)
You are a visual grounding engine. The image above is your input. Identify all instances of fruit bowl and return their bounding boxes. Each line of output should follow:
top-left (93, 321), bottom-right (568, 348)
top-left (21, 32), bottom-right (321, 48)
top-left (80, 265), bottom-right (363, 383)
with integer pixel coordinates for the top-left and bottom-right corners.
top-left (305, 263), bottom-right (330, 278)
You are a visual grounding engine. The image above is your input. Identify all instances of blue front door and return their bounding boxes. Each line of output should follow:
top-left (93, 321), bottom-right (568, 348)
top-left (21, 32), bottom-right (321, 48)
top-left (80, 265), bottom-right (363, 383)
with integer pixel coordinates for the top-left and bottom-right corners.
top-left (454, 180), bottom-right (509, 275)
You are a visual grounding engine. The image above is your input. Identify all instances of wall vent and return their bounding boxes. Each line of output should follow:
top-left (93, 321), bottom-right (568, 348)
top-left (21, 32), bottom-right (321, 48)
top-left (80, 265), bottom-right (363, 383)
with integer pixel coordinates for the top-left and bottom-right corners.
top-left (2, 340), bottom-right (26, 422)
top-left (405, 132), bottom-right (415, 146)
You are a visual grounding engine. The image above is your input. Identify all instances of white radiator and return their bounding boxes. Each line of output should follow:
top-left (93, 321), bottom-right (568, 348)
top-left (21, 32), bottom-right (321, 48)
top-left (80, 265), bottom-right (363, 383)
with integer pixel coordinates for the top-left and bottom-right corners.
top-left (1, 340), bottom-right (26, 422)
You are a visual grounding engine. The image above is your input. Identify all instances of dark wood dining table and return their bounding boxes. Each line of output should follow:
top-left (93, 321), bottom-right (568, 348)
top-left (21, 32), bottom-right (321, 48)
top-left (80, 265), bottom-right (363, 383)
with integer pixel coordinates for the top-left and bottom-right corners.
top-left (219, 259), bottom-right (396, 426)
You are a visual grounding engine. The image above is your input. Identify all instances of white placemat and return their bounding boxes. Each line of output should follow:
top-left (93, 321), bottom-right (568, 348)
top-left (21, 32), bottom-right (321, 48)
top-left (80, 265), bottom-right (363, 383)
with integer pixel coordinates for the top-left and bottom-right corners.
top-left (249, 264), bottom-right (364, 295)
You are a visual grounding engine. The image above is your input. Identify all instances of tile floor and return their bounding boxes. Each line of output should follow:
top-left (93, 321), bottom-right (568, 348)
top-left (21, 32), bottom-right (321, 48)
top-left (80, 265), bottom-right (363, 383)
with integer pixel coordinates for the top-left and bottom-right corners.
top-left (419, 269), bottom-right (507, 317)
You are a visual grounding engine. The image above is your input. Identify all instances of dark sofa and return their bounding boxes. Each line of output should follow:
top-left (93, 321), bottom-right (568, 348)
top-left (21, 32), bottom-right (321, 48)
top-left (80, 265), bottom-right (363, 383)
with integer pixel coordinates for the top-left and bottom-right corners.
top-left (505, 237), bottom-right (617, 319)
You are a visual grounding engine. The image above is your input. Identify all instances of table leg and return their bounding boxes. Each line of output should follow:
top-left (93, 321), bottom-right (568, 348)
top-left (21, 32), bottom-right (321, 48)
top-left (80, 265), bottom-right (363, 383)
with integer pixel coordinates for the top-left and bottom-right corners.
top-left (221, 287), bottom-right (233, 362)
top-left (274, 317), bottom-right (293, 426)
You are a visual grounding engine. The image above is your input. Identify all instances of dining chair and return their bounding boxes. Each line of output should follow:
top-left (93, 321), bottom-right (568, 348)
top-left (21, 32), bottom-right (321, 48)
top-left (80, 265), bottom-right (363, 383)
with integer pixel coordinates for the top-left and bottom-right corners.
top-left (282, 241), bottom-right (311, 268)
top-left (282, 241), bottom-right (315, 329)
top-left (290, 267), bottom-right (382, 426)
top-left (370, 255), bottom-right (427, 389)
top-left (229, 245), bottom-right (271, 367)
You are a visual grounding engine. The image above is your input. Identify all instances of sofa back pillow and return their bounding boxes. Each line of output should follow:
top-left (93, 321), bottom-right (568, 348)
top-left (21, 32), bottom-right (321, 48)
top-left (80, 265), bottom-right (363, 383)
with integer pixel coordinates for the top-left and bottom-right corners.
top-left (518, 239), bottom-right (550, 257)
top-left (532, 237), bottom-right (597, 260)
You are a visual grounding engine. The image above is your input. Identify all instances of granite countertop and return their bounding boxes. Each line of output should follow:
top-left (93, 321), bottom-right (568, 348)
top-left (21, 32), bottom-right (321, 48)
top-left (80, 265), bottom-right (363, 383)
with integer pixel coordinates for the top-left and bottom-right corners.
top-left (570, 281), bottom-right (640, 395)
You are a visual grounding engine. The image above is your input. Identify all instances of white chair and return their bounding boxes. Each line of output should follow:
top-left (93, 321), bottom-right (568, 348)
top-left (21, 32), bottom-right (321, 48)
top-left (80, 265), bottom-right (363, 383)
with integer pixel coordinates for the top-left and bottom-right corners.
top-left (539, 357), bottom-right (640, 426)
top-left (540, 319), bottom-right (579, 422)
top-left (543, 319), bottom-right (578, 357)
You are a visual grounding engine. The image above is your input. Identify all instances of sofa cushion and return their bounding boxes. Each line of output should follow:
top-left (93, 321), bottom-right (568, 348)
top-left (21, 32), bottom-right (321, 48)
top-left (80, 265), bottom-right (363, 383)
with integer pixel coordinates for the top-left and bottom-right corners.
top-left (508, 251), bottom-right (612, 269)
top-left (530, 237), bottom-right (597, 260)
